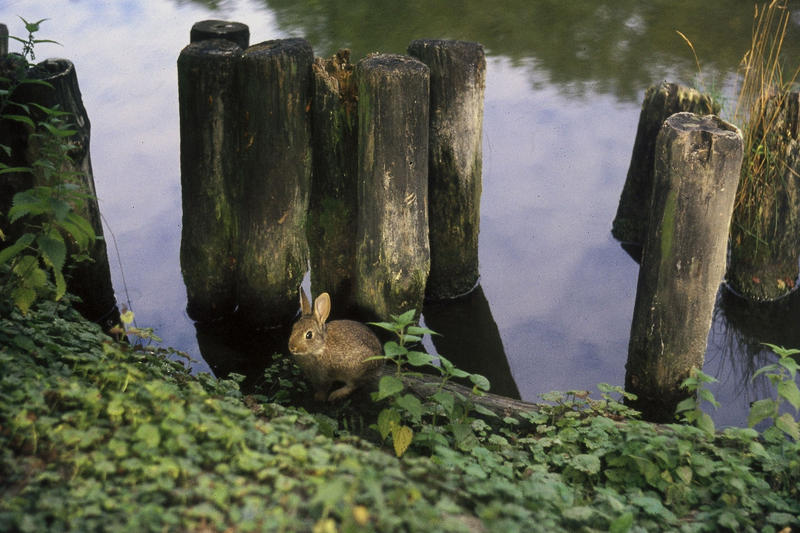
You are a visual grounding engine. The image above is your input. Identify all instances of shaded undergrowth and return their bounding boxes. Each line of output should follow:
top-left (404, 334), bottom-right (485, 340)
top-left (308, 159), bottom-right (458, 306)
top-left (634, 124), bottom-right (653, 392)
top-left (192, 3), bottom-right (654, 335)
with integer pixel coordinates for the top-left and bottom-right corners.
top-left (1, 298), bottom-right (799, 532)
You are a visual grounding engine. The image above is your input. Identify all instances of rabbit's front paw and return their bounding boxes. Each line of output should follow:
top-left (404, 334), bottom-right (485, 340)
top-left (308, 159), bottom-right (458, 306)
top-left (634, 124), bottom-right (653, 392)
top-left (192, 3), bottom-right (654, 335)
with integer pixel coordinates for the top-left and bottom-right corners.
top-left (327, 384), bottom-right (356, 401)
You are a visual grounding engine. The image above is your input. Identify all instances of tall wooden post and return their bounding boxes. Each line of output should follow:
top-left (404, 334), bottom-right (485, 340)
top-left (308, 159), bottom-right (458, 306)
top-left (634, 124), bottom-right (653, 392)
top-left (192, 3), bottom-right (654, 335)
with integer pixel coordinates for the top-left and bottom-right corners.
top-left (178, 38), bottom-right (244, 321)
top-left (235, 38), bottom-right (313, 326)
top-left (624, 113), bottom-right (743, 422)
top-left (308, 49), bottom-right (359, 314)
top-left (612, 82), bottom-right (719, 245)
top-left (354, 54), bottom-right (430, 320)
top-left (408, 39), bottom-right (485, 300)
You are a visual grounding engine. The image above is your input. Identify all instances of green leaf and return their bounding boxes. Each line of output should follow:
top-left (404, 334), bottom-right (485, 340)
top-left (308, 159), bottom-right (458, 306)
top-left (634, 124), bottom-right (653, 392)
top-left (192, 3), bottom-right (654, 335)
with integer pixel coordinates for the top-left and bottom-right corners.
top-left (0, 165), bottom-right (33, 175)
top-left (135, 423), bottom-right (161, 448)
top-left (1, 114), bottom-right (36, 128)
top-left (407, 325), bottom-right (438, 336)
top-left (777, 380), bottom-right (800, 411)
top-left (571, 453), bottom-right (601, 474)
top-left (377, 408), bottom-right (400, 441)
top-left (12, 286), bottom-right (37, 315)
top-left (763, 343), bottom-right (800, 358)
top-left (394, 394), bottom-right (423, 421)
top-left (383, 341), bottom-right (406, 358)
top-left (432, 391), bottom-right (455, 415)
top-left (609, 512), bottom-right (634, 533)
top-left (406, 350), bottom-right (434, 367)
top-left (696, 412), bottom-right (715, 436)
top-left (53, 266), bottom-right (66, 301)
top-left (775, 413), bottom-right (799, 440)
top-left (748, 398), bottom-right (778, 428)
top-left (0, 233), bottom-right (35, 265)
top-left (675, 396), bottom-right (696, 415)
top-left (392, 425), bottom-right (413, 457)
top-left (37, 232), bottom-right (67, 272)
top-left (469, 373), bottom-right (491, 392)
top-left (375, 375), bottom-right (404, 400)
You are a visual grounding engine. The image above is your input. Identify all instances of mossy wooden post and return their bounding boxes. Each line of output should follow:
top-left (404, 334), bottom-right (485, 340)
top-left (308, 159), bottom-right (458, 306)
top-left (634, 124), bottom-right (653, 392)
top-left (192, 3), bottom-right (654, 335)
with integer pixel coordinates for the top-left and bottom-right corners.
top-left (624, 113), bottom-right (743, 422)
top-left (408, 39), bottom-right (485, 300)
top-left (0, 58), bottom-right (118, 327)
top-left (727, 91), bottom-right (800, 301)
top-left (0, 23), bottom-right (7, 56)
top-left (308, 49), bottom-right (359, 314)
top-left (354, 54), bottom-right (430, 320)
top-left (178, 38), bottom-right (244, 321)
top-left (235, 39), bottom-right (313, 326)
top-left (612, 82), bottom-right (719, 245)
top-left (190, 20), bottom-right (249, 49)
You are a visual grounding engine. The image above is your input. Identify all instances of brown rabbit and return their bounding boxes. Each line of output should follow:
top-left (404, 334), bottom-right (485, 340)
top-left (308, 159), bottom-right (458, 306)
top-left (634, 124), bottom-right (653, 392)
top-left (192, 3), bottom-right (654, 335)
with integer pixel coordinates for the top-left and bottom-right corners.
top-left (288, 288), bottom-right (383, 401)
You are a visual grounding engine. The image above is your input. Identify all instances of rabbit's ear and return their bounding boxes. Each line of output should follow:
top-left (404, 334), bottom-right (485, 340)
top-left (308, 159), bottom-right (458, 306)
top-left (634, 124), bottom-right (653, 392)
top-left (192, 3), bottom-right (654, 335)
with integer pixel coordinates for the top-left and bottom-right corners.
top-left (299, 287), bottom-right (312, 315)
top-left (314, 292), bottom-right (332, 324)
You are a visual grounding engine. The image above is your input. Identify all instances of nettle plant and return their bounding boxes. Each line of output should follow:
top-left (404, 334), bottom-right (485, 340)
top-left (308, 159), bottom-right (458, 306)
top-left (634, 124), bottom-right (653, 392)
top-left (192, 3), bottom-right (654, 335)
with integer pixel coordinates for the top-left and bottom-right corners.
top-left (678, 343), bottom-right (800, 441)
top-left (0, 18), bottom-right (96, 314)
top-left (367, 310), bottom-right (491, 457)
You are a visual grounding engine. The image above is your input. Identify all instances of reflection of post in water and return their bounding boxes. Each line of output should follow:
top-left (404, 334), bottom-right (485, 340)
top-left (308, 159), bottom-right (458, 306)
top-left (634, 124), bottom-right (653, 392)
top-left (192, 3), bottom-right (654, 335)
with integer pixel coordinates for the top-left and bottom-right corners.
top-left (624, 113), bottom-right (742, 422)
top-left (193, 316), bottom-right (293, 393)
top-left (423, 285), bottom-right (520, 399)
top-left (714, 285), bottom-right (800, 388)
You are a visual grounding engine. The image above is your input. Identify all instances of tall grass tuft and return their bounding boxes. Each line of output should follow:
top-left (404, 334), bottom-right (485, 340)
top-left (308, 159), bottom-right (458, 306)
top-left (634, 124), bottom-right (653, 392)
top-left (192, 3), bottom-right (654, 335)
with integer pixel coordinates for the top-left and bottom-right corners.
top-left (728, 0), bottom-right (800, 299)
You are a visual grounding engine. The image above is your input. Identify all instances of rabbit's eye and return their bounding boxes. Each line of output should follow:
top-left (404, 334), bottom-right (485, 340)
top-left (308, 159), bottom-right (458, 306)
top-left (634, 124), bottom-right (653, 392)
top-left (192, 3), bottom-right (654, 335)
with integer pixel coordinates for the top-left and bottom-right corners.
top-left (305, 330), bottom-right (313, 340)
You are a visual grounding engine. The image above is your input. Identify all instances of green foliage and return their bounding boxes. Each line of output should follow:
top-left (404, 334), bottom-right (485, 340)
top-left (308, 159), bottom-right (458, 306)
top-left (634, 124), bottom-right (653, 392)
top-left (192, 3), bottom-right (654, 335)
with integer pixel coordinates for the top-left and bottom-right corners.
top-left (676, 367), bottom-right (721, 436)
top-left (0, 18), bottom-right (96, 315)
top-left (748, 344), bottom-right (800, 441)
top-left (368, 309), bottom-right (491, 456)
top-left (3, 300), bottom-right (800, 532)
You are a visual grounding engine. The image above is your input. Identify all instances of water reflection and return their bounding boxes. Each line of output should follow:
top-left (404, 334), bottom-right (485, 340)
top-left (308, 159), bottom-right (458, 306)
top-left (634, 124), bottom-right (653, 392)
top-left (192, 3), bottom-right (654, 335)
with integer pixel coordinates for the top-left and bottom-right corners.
top-left (423, 285), bottom-right (520, 399)
top-left (260, 0), bottom-right (800, 101)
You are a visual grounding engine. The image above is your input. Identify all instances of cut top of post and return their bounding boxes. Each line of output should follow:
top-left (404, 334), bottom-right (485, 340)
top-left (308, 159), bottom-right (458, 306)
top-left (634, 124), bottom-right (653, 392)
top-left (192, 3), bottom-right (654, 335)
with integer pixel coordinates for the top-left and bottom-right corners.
top-left (190, 20), bottom-right (250, 49)
top-left (664, 112), bottom-right (741, 139)
top-left (0, 24), bottom-right (7, 57)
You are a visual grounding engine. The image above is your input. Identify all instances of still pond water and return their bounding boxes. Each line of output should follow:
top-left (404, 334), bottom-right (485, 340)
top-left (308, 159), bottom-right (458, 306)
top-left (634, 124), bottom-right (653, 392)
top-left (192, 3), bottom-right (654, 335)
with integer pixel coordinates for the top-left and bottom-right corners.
top-left (4, 0), bottom-right (800, 427)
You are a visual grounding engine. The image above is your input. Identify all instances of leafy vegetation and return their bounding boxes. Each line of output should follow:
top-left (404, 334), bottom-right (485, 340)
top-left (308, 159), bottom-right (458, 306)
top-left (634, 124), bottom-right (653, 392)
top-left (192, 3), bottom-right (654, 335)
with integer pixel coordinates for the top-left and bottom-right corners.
top-left (0, 17), bottom-right (96, 315)
top-left (2, 298), bottom-right (800, 532)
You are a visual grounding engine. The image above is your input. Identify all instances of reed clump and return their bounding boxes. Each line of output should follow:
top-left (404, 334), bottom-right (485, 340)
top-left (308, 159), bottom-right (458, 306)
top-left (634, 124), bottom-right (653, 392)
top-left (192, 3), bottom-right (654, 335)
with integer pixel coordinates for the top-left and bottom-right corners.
top-left (727, 0), bottom-right (800, 300)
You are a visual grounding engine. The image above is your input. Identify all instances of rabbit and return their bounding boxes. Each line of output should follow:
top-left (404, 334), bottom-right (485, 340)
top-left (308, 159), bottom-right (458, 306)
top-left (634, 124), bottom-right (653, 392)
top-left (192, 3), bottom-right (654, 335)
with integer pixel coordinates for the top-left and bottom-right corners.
top-left (288, 288), bottom-right (384, 401)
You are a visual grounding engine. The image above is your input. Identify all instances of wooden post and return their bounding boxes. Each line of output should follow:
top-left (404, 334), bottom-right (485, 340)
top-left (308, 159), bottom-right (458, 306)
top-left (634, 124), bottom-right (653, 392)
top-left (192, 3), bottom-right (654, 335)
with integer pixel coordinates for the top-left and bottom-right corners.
top-left (190, 20), bottom-right (250, 49)
top-left (0, 58), bottom-right (118, 327)
top-left (624, 112), bottom-right (743, 422)
top-left (235, 39), bottom-right (313, 326)
top-left (408, 39), bottom-right (485, 300)
top-left (178, 38), bottom-right (243, 321)
top-left (612, 82), bottom-right (719, 245)
top-left (727, 91), bottom-right (800, 301)
top-left (308, 49), bottom-right (359, 314)
top-left (0, 24), bottom-right (7, 57)
top-left (354, 54), bottom-right (430, 320)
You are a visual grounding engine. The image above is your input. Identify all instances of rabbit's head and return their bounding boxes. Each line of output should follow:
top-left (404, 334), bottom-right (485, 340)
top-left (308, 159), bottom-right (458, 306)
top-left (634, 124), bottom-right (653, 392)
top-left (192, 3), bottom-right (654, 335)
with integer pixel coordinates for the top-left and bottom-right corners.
top-left (288, 288), bottom-right (331, 357)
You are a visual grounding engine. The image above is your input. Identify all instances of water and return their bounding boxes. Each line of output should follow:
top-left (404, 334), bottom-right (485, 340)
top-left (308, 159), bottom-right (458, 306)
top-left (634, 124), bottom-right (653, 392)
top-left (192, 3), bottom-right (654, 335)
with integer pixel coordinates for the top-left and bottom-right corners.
top-left (3, 0), bottom-right (800, 427)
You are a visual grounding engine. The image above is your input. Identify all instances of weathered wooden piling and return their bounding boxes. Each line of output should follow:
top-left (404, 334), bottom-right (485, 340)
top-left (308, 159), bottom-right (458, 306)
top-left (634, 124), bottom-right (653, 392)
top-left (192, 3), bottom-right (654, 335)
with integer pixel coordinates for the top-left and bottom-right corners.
top-left (178, 38), bottom-right (244, 321)
top-left (190, 20), bottom-right (250, 49)
top-left (308, 49), bottom-right (359, 314)
top-left (354, 54), bottom-right (430, 320)
top-left (0, 24), bottom-right (7, 56)
top-left (408, 39), bottom-right (485, 300)
top-left (624, 112), bottom-right (743, 422)
top-left (612, 82), bottom-right (719, 245)
top-left (727, 91), bottom-right (800, 301)
top-left (0, 58), bottom-right (118, 327)
top-left (235, 39), bottom-right (313, 326)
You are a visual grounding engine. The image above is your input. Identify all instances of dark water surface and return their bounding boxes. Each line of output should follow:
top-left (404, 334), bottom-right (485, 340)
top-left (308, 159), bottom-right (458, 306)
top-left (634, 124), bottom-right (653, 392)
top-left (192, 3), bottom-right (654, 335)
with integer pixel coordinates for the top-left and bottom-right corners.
top-left (4, 0), bottom-right (800, 427)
